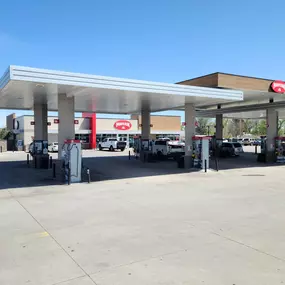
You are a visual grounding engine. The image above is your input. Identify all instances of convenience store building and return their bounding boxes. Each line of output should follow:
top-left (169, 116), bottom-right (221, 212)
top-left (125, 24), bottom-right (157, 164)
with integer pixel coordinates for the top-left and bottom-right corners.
top-left (6, 113), bottom-right (183, 150)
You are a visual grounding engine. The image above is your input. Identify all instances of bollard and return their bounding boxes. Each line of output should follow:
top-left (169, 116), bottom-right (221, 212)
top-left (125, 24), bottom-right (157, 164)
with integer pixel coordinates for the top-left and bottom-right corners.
top-left (215, 156), bottom-right (219, 172)
top-left (27, 153), bottom-right (30, 165)
top-left (68, 166), bottom-right (71, 185)
top-left (49, 156), bottom-right (53, 168)
top-left (52, 163), bottom-right (56, 178)
top-left (0, 146), bottom-right (2, 153)
top-left (87, 168), bottom-right (91, 183)
top-left (34, 157), bottom-right (37, 169)
top-left (204, 159), bottom-right (207, 173)
top-left (128, 150), bottom-right (131, 160)
top-left (255, 145), bottom-right (257, 154)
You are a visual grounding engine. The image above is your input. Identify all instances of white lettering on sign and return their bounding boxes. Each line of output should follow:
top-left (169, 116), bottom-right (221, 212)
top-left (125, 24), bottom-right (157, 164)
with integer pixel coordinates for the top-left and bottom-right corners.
top-left (115, 122), bottom-right (130, 127)
top-left (114, 120), bottom-right (132, 130)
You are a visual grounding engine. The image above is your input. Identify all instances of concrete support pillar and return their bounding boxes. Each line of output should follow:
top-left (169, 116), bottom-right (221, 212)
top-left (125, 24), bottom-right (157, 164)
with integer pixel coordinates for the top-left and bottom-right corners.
top-left (58, 94), bottom-right (75, 158)
top-left (266, 109), bottom-right (278, 162)
top-left (34, 103), bottom-right (48, 140)
top-left (215, 114), bottom-right (223, 140)
top-left (141, 109), bottom-right (150, 139)
top-left (184, 103), bottom-right (195, 168)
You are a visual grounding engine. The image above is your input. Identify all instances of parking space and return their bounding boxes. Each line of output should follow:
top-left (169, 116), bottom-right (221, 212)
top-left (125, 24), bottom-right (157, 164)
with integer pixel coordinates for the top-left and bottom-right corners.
top-left (0, 150), bottom-right (285, 284)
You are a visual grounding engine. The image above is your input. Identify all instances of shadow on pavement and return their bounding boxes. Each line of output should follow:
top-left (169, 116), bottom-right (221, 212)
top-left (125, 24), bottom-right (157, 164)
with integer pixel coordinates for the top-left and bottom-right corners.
top-left (210, 152), bottom-right (281, 170)
top-left (0, 151), bottom-right (283, 190)
top-left (0, 160), bottom-right (61, 190)
top-left (82, 155), bottom-right (190, 182)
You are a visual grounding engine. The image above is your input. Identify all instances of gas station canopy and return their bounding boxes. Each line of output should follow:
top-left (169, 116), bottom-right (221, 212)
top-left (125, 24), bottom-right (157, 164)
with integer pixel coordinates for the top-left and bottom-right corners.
top-left (0, 66), bottom-right (243, 113)
top-left (176, 72), bottom-right (285, 119)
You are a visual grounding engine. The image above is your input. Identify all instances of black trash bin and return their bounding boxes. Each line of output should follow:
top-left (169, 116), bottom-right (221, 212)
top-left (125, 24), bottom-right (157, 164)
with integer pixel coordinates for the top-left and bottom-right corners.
top-left (177, 156), bottom-right (185, 168)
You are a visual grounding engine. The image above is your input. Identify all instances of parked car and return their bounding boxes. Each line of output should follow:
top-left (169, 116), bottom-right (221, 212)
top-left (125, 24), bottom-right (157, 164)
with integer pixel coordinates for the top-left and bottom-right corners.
top-left (252, 139), bottom-right (261, 146)
top-left (242, 138), bottom-right (253, 146)
top-left (220, 142), bottom-right (236, 157)
top-left (152, 139), bottom-right (185, 159)
top-left (232, 142), bottom-right (244, 155)
top-left (98, 138), bottom-right (126, 151)
top-left (48, 142), bottom-right (58, 152)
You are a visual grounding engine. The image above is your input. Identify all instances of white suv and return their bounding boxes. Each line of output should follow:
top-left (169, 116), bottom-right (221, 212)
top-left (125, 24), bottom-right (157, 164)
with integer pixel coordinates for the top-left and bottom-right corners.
top-left (48, 142), bottom-right (58, 152)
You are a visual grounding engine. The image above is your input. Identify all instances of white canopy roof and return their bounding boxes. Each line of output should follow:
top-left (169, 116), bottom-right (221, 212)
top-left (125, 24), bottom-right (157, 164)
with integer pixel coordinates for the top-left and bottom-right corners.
top-left (0, 66), bottom-right (243, 114)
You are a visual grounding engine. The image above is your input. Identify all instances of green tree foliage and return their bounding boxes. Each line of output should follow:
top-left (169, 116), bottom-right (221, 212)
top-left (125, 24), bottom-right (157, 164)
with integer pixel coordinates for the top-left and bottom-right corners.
top-left (0, 128), bottom-right (8, 140)
top-left (195, 118), bottom-right (213, 135)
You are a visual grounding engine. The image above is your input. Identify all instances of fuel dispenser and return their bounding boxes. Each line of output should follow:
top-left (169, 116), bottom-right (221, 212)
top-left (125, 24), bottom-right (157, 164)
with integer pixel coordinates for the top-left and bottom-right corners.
top-left (260, 136), bottom-right (267, 154)
top-left (257, 136), bottom-right (267, 162)
top-left (275, 137), bottom-right (285, 163)
top-left (192, 136), bottom-right (210, 170)
top-left (32, 140), bottom-right (49, 168)
top-left (61, 139), bottom-right (82, 183)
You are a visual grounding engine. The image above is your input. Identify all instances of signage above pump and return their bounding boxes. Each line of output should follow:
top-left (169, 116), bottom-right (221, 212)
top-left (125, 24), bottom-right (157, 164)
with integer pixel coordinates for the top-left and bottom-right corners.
top-left (114, 120), bottom-right (132, 130)
top-left (271, 80), bottom-right (285, 94)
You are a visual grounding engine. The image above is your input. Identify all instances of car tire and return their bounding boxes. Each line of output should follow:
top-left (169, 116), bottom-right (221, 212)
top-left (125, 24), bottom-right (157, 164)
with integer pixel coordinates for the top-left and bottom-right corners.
top-left (99, 145), bottom-right (102, 151)
top-left (109, 146), bottom-right (114, 151)
top-left (157, 151), bottom-right (163, 160)
top-left (120, 148), bottom-right (125, 151)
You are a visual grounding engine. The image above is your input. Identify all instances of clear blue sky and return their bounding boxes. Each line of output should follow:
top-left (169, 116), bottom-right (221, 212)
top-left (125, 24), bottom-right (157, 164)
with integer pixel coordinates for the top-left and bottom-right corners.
top-left (0, 0), bottom-right (284, 127)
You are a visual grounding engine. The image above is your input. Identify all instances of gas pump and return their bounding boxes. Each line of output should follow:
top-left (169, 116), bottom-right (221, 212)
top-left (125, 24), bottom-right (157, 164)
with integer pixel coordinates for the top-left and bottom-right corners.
top-left (139, 138), bottom-right (152, 162)
top-left (257, 136), bottom-right (267, 162)
top-left (192, 136), bottom-right (210, 170)
top-left (260, 136), bottom-right (267, 154)
top-left (32, 140), bottom-right (49, 168)
top-left (275, 137), bottom-right (285, 163)
top-left (61, 139), bottom-right (82, 183)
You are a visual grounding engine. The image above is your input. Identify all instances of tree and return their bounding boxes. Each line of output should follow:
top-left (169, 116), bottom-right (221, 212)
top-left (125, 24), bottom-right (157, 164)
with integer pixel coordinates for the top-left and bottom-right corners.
top-left (0, 128), bottom-right (8, 140)
top-left (243, 119), bottom-right (255, 134)
top-left (195, 118), bottom-right (212, 135)
top-left (278, 120), bottom-right (285, 135)
top-left (226, 119), bottom-right (241, 138)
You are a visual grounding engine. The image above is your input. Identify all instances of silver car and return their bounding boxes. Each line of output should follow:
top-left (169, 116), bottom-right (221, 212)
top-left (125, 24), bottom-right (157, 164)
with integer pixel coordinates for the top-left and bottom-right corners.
top-left (232, 142), bottom-right (244, 155)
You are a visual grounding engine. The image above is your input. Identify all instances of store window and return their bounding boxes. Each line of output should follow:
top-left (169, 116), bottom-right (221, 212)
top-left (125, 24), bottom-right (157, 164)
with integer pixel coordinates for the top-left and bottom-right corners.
top-left (75, 134), bottom-right (90, 143)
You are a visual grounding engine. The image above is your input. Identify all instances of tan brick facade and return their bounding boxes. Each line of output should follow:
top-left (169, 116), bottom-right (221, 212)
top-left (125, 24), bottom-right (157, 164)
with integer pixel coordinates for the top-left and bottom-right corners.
top-left (131, 115), bottom-right (181, 132)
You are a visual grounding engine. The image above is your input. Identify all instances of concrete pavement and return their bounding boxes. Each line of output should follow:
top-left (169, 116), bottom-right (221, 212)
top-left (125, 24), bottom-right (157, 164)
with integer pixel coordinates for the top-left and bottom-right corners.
top-left (0, 151), bottom-right (285, 284)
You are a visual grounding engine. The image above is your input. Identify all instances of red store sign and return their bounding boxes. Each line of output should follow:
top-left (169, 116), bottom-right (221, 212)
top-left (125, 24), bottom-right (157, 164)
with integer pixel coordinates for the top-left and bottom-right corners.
top-left (271, 80), bottom-right (285, 94)
top-left (114, 120), bottom-right (132, 130)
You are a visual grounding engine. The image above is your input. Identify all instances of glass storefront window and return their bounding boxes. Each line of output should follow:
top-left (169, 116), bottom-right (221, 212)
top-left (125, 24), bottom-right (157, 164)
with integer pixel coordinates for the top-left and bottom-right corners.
top-left (75, 134), bottom-right (90, 143)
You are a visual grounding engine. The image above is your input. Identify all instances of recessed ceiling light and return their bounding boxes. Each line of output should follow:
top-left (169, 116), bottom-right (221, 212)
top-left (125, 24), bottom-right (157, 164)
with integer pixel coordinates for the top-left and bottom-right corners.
top-left (36, 84), bottom-right (44, 88)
